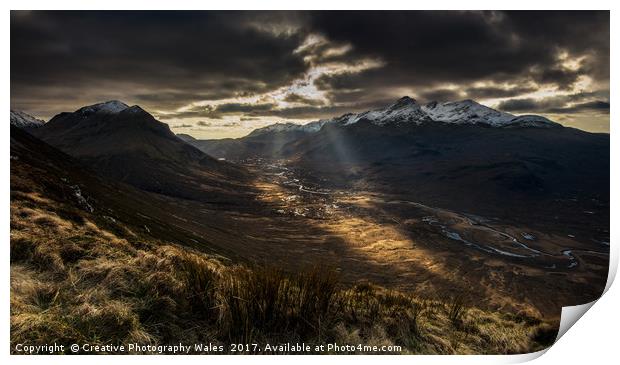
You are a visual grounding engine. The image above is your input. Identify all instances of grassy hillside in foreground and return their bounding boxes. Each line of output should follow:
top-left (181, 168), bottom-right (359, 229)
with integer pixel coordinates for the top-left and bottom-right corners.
top-left (10, 190), bottom-right (557, 354)
top-left (10, 127), bottom-right (557, 354)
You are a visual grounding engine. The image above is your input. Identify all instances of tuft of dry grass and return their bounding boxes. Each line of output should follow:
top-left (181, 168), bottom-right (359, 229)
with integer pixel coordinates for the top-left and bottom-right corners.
top-left (216, 265), bottom-right (339, 344)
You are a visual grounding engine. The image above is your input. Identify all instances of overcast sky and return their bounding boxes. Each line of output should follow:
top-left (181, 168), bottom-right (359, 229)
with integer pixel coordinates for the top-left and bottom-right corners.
top-left (11, 11), bottom-right (610, 138)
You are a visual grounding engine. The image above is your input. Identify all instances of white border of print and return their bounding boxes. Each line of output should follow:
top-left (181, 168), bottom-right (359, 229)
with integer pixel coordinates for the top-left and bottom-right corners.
top-left (2, 1), bottom-right (616, 365)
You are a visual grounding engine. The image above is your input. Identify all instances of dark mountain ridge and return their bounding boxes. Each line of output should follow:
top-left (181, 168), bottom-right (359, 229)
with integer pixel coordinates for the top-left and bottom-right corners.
top-left (31, 101), bottom-right (253, 204)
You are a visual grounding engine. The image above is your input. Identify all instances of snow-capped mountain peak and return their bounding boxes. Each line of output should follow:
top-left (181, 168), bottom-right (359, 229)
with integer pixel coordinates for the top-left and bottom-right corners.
top-left (251, 97), bottom-right (559, 135)
top-left (249, 122), bottom-right (302, 136)
top-left (248, 120), bottom-right (329, 137)
top-left (300, 119), bottom-right (330, 132)
top-left (341, 95), bottom-right (430, 126)
top-left (124, 105), bottom-right (147, 114)
top-left (75, 100), bottom-right (129, 115)
top-left (326, 96), bottom-right (561, 129)
top-left (10, 110), bottom-right (45, 128)
top-left (391, 96), bottom-right (418, 108)
top-left (421, 99), bottom-right (516, 126)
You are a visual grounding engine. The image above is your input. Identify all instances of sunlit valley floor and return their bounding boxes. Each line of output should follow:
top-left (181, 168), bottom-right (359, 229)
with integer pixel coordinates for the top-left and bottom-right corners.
top-left (249, 159), bottom-right (608, 318)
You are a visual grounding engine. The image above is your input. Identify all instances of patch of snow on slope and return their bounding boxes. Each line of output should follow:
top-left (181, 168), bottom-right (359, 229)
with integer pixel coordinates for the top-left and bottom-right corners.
top-left (70, 184), bottom-right (94, 213)
top-left (250, 119), bottom-right (329, 136)
top-left (422, 100), bottom-right (515, 126)
top-left (75, 100), bottom-right (129, 115)
top-left (504, 115), bottom-right (562, 128)
top-left (343, 96), bottom-right (430, 126)
top-left (250, 97), bottom-right (561, 133)
top-left (300, 119), bottom-right (329, 132)
top-left (10, 110), bottom-right (45, 128)
top-left (251, 122), bottom-right (301, 135)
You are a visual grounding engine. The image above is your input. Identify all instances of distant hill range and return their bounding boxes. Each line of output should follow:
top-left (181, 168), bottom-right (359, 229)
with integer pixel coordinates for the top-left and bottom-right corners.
top-left (179, 97), bottom-right (609, 230)
top-left (185, 97), bottom-right (563, 160)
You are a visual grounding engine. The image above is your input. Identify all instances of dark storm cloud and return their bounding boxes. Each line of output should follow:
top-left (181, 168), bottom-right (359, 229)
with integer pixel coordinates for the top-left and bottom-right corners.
top-left (11, 11), bottom-right (307, 117)
top-left (157, 109), bottom-right (221, 120)
top-left (250, 105), bottom-right (359, 119)
top-left (464, 86), bottom-right (538, 99)
top-left (169, 100), bottom-right (395, 121)
top-left (533, 66), bottom-right (583, 90)
top-left (164, 98), bottom-right (398, 121)
top-left (240, 116), bottom-right (261, 121)
top-left (10, 10), bottom-right (609, 128)
top-left (564, 90), bottom-right (611, 102)
top-left (283, 93), bottom-right (325, 106)
top-left (418, 89), bottom-right (464, 102)
top-left (547, 101), bottom-right (610, 114)
top-left (133, 91), bottom-right (236, 111)
top-left (160, 102), bottom-right (278, 120)
top-left (216, 103), bottom-right (277, 114)
top-left (309, 10), bottom-right (609, 94)
top-left (497, 99), bottom-right (543, 112)
top-left (238, 99), bottom-right (397, 120)
top-left (497, 93), bottom-right (610, 114)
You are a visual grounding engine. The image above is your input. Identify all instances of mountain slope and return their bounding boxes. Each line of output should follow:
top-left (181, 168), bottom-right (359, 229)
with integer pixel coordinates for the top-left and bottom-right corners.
top-left (10, 110), bottom-right (45, 129)
top-left (247, 120), bottom-right (329, 136)
top-left (185, 121), bottom-right (328, 160)
top-left (180, 97), bottom-right (608, 234)
top-left (10, 125), bottom-right (245, 257)
top-left (10, 125), bottom-right (557, 354)
top-left (287, 119), bottom-right (608, 234)
top-left (176, 133), bottom-right (197, 143)
top-left (31, 101), bottom-right (253, 203)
